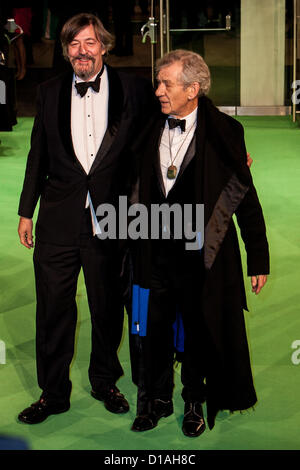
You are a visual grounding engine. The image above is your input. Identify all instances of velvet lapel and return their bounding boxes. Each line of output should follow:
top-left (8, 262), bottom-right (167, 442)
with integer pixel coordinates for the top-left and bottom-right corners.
top-left (204, 174), bottom-right (249, 270)
top-left (58, 70), bottom-right (86, 173)
top-left (167, 133), bottom-right (197, 197)
top-left (152, 115), bottom-right (167, 197)
top-left (89, 65), bottom-right (124, 174)
top-left (176, 133), bottom-right (196, 179)
top-left (199, 97), bottom-right (250, 270)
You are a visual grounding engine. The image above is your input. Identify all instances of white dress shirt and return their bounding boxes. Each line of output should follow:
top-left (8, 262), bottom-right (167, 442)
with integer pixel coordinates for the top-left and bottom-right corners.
top-left (160, 107), bottom-right (197, 196)
top-left (71, 65), bottom-right (109, 235)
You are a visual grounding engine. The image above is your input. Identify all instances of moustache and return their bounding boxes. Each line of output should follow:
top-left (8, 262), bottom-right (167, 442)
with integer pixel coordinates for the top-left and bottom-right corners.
top-left (72, 54), bottom-right (95, 62)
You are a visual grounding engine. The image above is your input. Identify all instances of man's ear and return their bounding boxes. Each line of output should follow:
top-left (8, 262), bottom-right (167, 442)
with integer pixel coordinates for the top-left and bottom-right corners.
top-left (187, 82), bottom-right (200, 100)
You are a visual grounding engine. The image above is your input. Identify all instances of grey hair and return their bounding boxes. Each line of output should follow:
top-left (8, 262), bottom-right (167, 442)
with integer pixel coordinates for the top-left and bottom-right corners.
top-left (156, 49), bottom-right (211, 96)
top-left (60, 12), bottom-right (114, 60)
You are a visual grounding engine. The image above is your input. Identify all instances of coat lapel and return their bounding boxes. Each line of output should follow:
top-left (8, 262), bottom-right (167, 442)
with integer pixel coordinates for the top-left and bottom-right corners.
top-left (204, 174), bottom-right (249, 270)
top-left (199, 97), bottom-right (250, 270)
top-left (58, 70), bottom-right (86, 173)
top-left (153, 124), bottom-right (166, 197)
top-left (167, 133), bottom-right (197, 195)
top-left (89, 64), bottom-right (124, 174)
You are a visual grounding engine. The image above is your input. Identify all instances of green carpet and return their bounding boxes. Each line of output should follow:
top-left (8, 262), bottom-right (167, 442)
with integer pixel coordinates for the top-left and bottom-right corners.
top-left (0, 116), bottom-right (300, 451)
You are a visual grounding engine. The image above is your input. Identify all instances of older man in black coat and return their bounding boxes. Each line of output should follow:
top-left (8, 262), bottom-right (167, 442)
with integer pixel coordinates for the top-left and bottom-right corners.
top-left (129, 49), bottom-right (269, 437)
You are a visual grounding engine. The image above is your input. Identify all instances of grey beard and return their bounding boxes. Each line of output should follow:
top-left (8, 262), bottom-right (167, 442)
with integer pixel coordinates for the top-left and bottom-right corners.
top-left (76, 69), bottom-right (94, 80)
top-left (71, 56), bottom-right (95, 80)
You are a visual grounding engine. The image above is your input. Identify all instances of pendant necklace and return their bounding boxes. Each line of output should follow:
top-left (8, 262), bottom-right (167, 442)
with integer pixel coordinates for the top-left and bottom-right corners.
top-left (167, 121), bottom-right (196, 179)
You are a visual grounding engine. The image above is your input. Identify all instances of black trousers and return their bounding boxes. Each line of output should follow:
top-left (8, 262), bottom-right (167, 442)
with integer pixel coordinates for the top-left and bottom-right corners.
top-left (137, 241), bottom-right (208, 412)
top-left (33, 209), bottom-right (124, 404)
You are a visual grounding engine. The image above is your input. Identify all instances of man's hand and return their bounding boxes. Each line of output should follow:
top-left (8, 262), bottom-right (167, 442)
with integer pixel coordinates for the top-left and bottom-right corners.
top-left (251, 275), bottom-right (267, 295)
top-left (247, 152), bottom-right (253, 168)
top-left (18, 217), bottom-right (34, 249)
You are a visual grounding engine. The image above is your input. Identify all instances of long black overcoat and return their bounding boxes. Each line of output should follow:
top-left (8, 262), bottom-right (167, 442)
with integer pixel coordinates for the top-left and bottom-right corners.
top-left (130, 96), bottom-right (270, 428)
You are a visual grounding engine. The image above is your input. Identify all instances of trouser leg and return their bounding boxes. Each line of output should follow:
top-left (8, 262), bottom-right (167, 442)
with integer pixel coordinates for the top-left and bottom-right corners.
top-left (33, 241), bottom-right (81, 404)
top-left (176, 253), bottom-right (207, 403)
top-left (127, 300), bottom-right (150, 414)
top-left (180, 315), bottom-right (208, 403)
top-left (138, 253), bottom-right (177, 405)
top-left (80, 235), bottom-right (124, 392)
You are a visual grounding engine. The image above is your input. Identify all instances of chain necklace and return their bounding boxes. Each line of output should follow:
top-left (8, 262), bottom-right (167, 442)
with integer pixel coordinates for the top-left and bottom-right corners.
top-left (167, 121), bottom-right (197, 179)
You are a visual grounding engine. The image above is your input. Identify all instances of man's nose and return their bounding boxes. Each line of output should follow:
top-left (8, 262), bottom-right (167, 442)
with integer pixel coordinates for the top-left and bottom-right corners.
top-left (78, 42), bottom-right (87, 54)
top-left (155, 83), bottom-right (164, 96)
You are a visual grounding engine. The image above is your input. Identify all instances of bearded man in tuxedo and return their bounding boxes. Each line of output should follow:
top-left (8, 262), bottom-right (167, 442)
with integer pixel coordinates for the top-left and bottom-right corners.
top-left (17, 12), bottom-right (154, 424)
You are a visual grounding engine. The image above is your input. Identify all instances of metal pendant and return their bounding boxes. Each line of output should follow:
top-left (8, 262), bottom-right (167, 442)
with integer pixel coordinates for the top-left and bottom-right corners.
top-left (167, 165), bottom-right (177, 179)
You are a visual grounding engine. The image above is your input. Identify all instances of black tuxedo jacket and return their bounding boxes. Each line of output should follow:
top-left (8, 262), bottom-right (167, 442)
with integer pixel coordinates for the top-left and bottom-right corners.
top-left (18, 64), bottom-right (155, 246)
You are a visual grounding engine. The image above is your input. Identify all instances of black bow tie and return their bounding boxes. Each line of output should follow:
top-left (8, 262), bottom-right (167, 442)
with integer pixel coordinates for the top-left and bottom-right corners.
top-left (168, 117), bottom-right (186, 132)
top-left (75, 69), bottom-right (103, 97)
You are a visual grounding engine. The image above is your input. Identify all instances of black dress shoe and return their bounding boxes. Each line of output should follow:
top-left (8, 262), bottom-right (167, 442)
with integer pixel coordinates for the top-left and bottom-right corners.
top-left (18, 398), bottom-right (70, 424)
top-left (91, 387), bottom-right (129, 414)
top-left (182, 402), bottom-right (206, 437)
top-left (131, 398), bottom-right (173, 432)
